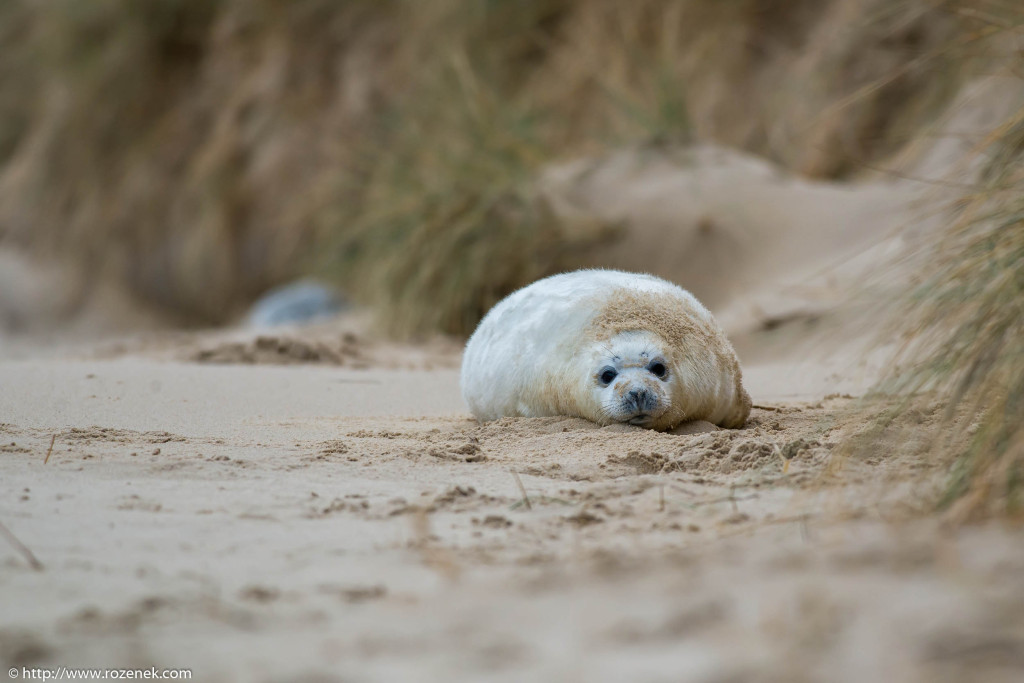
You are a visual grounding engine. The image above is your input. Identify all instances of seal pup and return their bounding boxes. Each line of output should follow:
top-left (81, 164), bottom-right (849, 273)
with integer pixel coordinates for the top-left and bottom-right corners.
top-left (461, 269), bottom-right (751, 430)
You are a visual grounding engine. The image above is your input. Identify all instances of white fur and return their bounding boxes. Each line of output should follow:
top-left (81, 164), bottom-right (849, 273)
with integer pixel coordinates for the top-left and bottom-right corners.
top-left (461, 269), bottom-right (749, 429)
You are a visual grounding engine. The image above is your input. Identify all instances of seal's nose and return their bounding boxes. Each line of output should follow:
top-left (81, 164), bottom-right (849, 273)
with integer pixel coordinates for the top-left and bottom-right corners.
top-left (627, 388), bottom-right (656, 412)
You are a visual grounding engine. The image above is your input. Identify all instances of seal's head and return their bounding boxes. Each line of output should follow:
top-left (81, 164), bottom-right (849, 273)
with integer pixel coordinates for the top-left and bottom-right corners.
top-left (583, 330), bottom-right (676, 428)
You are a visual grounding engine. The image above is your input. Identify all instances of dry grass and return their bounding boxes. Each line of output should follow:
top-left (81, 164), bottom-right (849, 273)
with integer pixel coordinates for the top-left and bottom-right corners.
top-left (312, 3), bottom-right (624, 336)
top-left (0, 0), bottom-right (1005, 333)
top-left (899, 104), bottom-right (1024, 521)
top-left (863, 0), bottom-right (1023, 519)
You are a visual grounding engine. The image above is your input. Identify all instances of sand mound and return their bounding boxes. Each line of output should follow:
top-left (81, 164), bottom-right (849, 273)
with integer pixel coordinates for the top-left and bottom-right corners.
top-left (0, 249), bottom-right (166, 359)
top-left (541, 144), bottom-right (919, 334)
top-left (190, 332), bottom-right (370, 367)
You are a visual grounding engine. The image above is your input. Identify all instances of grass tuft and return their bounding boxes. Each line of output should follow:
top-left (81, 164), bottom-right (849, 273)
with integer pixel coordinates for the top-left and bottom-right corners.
top-left (883, 101), bottom-right (1024, 521)
top-left (315, 45), bottom-right (622, 337)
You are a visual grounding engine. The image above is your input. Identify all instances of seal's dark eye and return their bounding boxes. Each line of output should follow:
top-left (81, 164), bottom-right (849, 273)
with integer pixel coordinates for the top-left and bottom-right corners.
top-left (599, 367), bottom-right (618, 385)
top-left (649, 362), bottom-right (667, 379)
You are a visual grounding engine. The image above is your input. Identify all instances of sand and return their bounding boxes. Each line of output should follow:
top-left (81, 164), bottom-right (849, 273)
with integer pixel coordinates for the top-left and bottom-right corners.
top-left (2, 323), bottom-right (1023, 683)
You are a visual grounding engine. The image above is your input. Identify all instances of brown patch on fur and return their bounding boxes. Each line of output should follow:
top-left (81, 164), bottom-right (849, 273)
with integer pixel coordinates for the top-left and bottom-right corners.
top-left (591, 291), bottom-right (718, 347)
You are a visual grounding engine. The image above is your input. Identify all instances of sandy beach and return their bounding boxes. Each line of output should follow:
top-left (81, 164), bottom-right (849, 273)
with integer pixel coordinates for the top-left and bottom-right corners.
top-left (1, 317), bottom-right (1023, 682)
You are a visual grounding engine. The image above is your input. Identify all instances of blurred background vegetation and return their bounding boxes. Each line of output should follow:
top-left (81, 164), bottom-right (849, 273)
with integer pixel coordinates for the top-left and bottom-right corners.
top-left (0, 0), bottom-right (1020, 517)
top-left (0, 0), bottom-right (1006, 332)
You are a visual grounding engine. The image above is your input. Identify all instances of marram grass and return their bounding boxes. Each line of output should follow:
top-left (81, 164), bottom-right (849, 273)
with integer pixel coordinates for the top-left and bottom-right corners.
top-left (314, 52), bottom-right (622, 337)
top-left (887, 104), bottom-right (1024, 521)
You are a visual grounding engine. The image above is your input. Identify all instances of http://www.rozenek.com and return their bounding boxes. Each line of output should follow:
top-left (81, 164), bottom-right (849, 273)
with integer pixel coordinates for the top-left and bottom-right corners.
top-left (11, 668), bottom-right (192, 680)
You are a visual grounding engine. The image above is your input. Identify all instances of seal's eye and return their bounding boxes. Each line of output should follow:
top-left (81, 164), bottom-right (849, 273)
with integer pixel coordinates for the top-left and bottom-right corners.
top-left (599, 367), bottom-right (618, 385)
top-left (649, 362), bottom-right (667, 379)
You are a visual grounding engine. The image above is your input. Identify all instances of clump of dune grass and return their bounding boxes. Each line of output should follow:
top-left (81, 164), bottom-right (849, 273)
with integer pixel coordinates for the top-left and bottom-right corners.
top-left (879, 102), bottom-right (1024, 521)
top-left (314, 22), bottom-right (622, 337)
